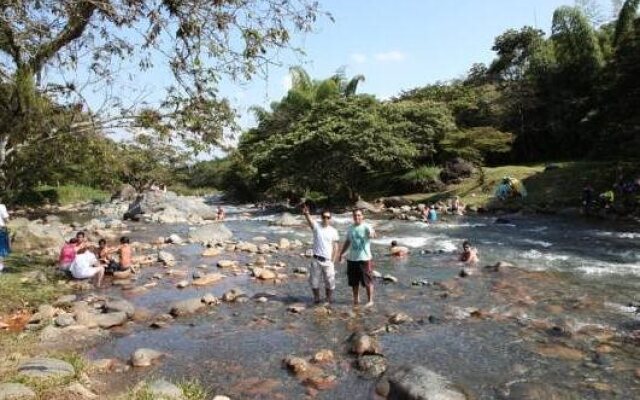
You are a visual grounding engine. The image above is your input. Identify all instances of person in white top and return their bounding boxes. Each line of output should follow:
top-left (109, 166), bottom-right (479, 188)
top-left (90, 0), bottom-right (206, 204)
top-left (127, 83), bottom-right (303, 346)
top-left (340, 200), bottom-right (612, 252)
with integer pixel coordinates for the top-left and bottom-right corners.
top-left (302, 204), bottom-right (339, 304)
top-left (0, 202), bottom-right (9, 272)
top-left (69, 247), bottom-right (105, 287)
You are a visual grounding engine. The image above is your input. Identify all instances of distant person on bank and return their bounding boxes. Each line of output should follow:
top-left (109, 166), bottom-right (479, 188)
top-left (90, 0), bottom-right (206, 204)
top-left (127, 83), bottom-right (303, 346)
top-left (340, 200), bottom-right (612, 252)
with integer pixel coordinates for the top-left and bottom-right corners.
top-left (0, 201), bottom-right (10, 273)
top-left (302, 204), bottom-right (339, 304)
top-left (340, 209), bottom-right (376, 308)
top-left (390, 240), bottom-right (409, 257)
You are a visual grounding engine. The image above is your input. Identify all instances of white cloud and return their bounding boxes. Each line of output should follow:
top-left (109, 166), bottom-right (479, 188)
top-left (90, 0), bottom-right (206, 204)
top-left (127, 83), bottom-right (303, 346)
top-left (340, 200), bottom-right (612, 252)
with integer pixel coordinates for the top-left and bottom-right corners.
top-left (282, 73), bottom-right (292, 91)
top-left (374, 50), bottom-right (407, 62)
top-left (350, 53), bottom-right (367, 64)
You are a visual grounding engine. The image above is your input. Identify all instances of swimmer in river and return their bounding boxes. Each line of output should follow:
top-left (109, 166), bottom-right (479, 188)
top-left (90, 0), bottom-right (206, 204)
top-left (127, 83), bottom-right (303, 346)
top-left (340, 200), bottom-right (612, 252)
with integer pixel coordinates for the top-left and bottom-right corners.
top-left (390, 240), bottom-right (409, 257)
top-left (459, 240), bottom-right (479, 264)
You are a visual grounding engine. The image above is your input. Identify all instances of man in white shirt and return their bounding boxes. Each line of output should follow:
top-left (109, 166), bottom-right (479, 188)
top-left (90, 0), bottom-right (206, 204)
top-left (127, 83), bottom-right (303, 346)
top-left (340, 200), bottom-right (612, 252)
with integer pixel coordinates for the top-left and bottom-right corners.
top-left (69, 247), bottom-right (105, 287)
top-left (0, 202), bottom-right (10, 272)
top-left (302, 204), bottom-right (339, 304)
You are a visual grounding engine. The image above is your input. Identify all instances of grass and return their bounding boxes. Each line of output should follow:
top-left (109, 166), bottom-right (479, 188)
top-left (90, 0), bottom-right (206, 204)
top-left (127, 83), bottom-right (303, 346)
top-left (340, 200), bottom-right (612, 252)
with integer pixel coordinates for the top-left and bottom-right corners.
top-left (402, 161), bottom-right (640, 211)
top-left (40, 184), bottom-right (110, 205)
top-left (170, 183), bottom-right (219, 197)
top-left (118, 378), bottom-right (209, 400)
top-left (0, 253), bottom-right (70, 315)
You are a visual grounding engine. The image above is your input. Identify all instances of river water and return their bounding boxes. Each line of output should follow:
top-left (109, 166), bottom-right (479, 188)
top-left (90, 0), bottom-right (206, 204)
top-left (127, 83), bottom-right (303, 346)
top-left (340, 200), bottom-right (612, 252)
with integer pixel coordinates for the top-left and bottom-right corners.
top-left (87, 205), bottom-right (640, 399)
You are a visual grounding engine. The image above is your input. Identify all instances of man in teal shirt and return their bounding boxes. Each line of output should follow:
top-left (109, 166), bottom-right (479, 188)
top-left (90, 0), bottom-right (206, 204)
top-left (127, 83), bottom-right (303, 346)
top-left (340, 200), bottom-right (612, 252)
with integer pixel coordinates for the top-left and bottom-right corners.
top-left (339, 209), bottom-right (376, 307)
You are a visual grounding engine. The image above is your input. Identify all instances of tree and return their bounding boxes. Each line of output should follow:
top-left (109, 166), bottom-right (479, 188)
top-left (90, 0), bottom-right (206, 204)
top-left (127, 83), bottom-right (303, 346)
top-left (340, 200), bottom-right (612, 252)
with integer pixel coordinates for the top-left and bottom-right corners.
top-left (613, 0), bottom-right (640, 46)
top-left (0, 0), bottom-right (325, 187)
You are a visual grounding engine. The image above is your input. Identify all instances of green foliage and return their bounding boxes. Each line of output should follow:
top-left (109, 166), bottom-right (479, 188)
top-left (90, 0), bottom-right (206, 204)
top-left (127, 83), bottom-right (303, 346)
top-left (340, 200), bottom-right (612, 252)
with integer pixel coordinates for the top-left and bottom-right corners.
top-left (441, 127), bottom-right (513, 164)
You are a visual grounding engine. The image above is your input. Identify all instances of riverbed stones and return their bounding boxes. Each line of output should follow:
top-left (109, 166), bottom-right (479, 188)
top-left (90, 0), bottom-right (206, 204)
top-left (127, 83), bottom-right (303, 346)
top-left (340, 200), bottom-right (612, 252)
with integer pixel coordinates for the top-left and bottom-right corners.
top-left (278, 238), bottom-right (290, 250)
top-left (54, 314), bottom-right (76, 327)
top-left (217, 260), bottom-right (235, 269)
top-left (500, 382), bottom-right (574, 400)
top-left (18, 358), bottom-right (75, 378)
top-left (287, 304), bottom-right (306, 313)
top-left (54, 294), bottom-right (78, 307)
top-left (113, 269), bottom-right (132, 280)
top-left (311, 349), bottom-right (334, 364)
top-left (356, 355), bottom-right (387, 378)
top-left (189, 223), bottom-right (233, 245)
top-left (176, 280), bottom-right (189, 289)
top-left (0, 383), bottom-right (36, 399)
top-left (94, 311), bottom-right (128, 328)
top-left (192, 273), bottom-right (225, 286)
top-left (383, 274), bottom-right (398, 283)
top-left (388, 365), bottom-right (467, 400)
top-left (147, 379), bottom-right (184, 399)
top-left (270, 213), bottom-right (301, 227)
top-left (167, 234), bottom-right (183, 244)
top-left (349, 333), bottom-right (382, 356)
top-left (105, 299), bottom-right (135, 318)
top-left (222, 288), bottom-right (245, 302)
top-left (202, 247), bottom-right (221, 257)
top-left (64, 382), bottom-right (97, 399)
top-left (389, 312), bottom-right (413, 325)
top-left (170, 298), bottom-right (205, 316)
top-left (158, 251), bottom-right (176, 267)
top-left (201, 293), bottom-right (219, 305)
top-left (238, 242), bottom-right (258, 253)
top-left (131, 348), bottom-right (164, 367)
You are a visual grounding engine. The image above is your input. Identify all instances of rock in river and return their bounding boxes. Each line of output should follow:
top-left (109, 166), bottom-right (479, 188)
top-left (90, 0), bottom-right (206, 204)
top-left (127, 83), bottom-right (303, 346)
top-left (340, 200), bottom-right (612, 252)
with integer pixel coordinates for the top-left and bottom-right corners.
top-left (18, 358), bottom-right (75, 378)
top-left (388, 365), bottom-right (467, 400)
top-left (349, 333), bottom-right (382, 356)
top-left (170, 298), bottom-right (206, 316)
top-left (189, 223), bottom-right (233, 245)
top-left (131, 348), bottom-right (164, 367)
top-left (356, 355), bottom-right (387, 378)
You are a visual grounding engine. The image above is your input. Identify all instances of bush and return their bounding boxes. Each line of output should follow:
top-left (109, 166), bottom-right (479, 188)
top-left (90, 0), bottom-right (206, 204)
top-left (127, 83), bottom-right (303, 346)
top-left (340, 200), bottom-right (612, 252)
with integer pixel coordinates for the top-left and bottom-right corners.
top-left (394, 166), bottom-right (444, 193)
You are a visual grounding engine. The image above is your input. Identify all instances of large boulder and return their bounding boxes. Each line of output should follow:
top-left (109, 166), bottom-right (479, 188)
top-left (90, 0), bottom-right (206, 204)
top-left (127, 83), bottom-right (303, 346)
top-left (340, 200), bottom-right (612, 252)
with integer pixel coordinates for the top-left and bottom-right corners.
top-left (125, 191), bottom-right (218, 222)
top-left (111, 184), bottom-right (137, 202)
top-left (17, 358), bottom-right (75, 378)
top-left (269, 213), bottom-right (301, 227)
top-left (0, 383), bottom-right (36, 399)
top-left (388, 365), bottom-right (467, 400)
top-left (189, 224), bottom-right (233, 245)
top-left (8, 219), bottom-right (65, 253)
top-left (355, 199), bottom-right (383, 214)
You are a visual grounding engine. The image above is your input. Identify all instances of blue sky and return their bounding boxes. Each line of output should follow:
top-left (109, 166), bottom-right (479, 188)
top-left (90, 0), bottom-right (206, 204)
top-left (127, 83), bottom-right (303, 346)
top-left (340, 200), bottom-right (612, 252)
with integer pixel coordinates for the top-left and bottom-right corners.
top-left (73, 0), bottom-right (615, 151)
top-left (220, 0), bottom-right (614, 130)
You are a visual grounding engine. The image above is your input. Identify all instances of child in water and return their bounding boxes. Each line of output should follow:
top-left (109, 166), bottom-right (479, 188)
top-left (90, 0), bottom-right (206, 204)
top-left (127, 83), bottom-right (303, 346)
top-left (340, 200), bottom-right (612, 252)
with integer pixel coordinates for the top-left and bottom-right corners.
top-left (459, 240), bottom-right (479, 264)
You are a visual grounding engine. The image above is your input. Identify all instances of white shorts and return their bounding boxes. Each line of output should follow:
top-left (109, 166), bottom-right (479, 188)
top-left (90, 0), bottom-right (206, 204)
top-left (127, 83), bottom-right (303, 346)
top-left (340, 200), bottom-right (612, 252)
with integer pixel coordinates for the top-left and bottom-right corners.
top-left (71, 266), bottom-right (100, 280)
top-left (309, 259), bottom-right (335, 290)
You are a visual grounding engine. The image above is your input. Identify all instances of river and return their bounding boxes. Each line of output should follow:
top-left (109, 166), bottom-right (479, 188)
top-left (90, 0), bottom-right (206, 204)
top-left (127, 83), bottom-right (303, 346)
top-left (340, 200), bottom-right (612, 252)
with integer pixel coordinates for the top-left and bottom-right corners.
top-left (86, 205), bottom-right (640, 399)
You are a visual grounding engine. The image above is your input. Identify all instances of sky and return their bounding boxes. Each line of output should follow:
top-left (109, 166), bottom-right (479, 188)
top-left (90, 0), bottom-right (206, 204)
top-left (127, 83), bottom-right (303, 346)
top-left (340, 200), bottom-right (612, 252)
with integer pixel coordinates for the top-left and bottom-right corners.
top-left (70, 0), bottom-right (616, 153)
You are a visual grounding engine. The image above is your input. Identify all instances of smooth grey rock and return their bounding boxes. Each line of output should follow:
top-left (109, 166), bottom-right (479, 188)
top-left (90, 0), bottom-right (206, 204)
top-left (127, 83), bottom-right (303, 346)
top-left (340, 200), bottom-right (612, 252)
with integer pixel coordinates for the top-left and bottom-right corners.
top-left (269, 213), bottom-right (301, 227)
top-left (388, 365), bottom-right (467, 400)
top-left (104, 299), bottom-right (135, 318)
top-left (147, 379), bottom-right (184, 399)
top-left (53, 295), bottom-right (78, 307)
top-left (17, 358), bottom-right (74, 378)
top-left (94, 312), bottom-right (128, 328)
top-left (170, 298), bottom-right (205, 316)
top-left (189, 224), bottom-right (233, 245)
top-left (54, 314), bottom-right (76, 327)
top-left (0, 383), bottom-right (36, 399)
top-left (357, 355), bottom-right (387, 378)
top-left (131, 348), bottom-right (164, 367)
top-left (158, 251), bottom-right (176, 267)
top-left (167, 234), bottom-right (183, 244)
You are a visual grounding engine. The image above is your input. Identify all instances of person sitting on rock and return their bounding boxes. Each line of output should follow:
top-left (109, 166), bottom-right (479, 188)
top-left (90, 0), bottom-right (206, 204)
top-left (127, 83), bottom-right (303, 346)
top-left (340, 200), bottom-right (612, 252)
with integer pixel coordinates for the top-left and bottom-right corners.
top-left (390, 240), bottom-right (409, 257)
top-left (216, 206), bottom-right (225, 221)
top-left (69, 247), bottom-right (105, 287)
top-left (58, 238), bottom-right (78, 272)
top-left (104, 236), bottom-right (133, 273)
top-left (459, 240), bottom-right (479, 264)
top-left (74, 231), bottom-right (88, 252)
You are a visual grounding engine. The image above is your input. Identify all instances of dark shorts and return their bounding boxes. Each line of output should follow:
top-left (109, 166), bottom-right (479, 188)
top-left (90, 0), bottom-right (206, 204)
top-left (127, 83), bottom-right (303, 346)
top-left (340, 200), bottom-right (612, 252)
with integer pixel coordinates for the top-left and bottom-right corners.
top-left (347, 260), bottom-right (373, 288)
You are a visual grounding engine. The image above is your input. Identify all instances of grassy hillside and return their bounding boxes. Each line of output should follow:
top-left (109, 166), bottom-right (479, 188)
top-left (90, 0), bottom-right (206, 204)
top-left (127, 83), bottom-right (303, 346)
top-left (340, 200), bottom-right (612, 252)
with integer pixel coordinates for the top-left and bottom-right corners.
top-left (402, 161), bottom-right (639, 211)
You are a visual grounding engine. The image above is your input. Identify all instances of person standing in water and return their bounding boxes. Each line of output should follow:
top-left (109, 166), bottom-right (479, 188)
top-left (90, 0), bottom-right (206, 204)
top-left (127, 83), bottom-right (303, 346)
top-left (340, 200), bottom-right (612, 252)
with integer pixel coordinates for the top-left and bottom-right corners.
top-left (340, 209), bottom-right (376, 307)
top-left (302, 204), bottom-right (339, 304)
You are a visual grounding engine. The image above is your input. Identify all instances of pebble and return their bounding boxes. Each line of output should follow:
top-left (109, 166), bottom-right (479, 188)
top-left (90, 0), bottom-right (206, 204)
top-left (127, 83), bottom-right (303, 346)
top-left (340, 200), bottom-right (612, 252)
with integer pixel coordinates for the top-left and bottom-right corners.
top-left (176, 280), bottom-right (189, 289)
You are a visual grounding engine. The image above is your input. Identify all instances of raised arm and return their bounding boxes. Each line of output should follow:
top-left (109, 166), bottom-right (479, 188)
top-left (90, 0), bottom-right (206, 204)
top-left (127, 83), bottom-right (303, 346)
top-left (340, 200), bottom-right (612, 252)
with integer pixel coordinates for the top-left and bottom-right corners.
top-left (301, 204), bottom-right (315, 230)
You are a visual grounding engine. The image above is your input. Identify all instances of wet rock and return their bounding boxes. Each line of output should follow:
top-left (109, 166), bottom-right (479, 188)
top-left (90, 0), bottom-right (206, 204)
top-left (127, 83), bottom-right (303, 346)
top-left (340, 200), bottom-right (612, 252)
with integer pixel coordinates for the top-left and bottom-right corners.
top-left (94, 311), bottom-right (128, 328)
top-left (376, 379), bottom-right (391, 397)
top-left (170, 298), bottom-right (205, 316)
top-left (147, 379), bottom-right (184, 399)
top-left (389, 312), bottom-right (413, 325)
top-left (54, 314), bottom-right (76, 327)
top-left (255, 256), bottom-right (267, 266)
top-left (113, 269), bottom-right (132, 280)
top-left (0, 383), bottom-right (36, 399)
top-left (189, 224), bottom-right (233, 245)
top-left (278, 238), bottom-right (290, 250)
top-left (192, 271), bottom-right (203, 279)
top-left (283, 356), bottom-right (314, 376)
top-left (8, 219), bottom-right (65, 253)
top-left (388, 365), bottom-right (467, 400)
top-left (217, 260), bottom-right (236, 269)
top-left (158, 251), bottom-right (176, 267)
top-left (312, 349), bottom-right (334, 364)
top-left (534, 344), bottom-right (585, 361)
top-left (270, 213), bottom-right (301, 227)
top-left (202, 247), bottom-right (221, 257)
top-left (486, 261), bottom-right (514, 272)
top-left (131, 348), bottom-right (164, 367)
top-left (349, 333), bottom-right (382, 356)
top-left (293, 267), bottom-right (308, 274)
top-left (356, 355), bottom-right (387, 378)
top-left (192, 273), bottom-right (225, 286)
top-left (201, 293), bottom-right (219, 305)
top-left (105, 299), bottom-right (135, 318)
top-left (257, 243), bottom-right (271, 253)
top-left (238, 242), bottom-right (258, 253)
top-left (500, 382), bottom-right (574, 400)
top-left (257, 269), bottom-right (277, 280)
top-left (167, 234), bottom-right (183, 244)
top-left (383, 274), bottom-right (398, 283)
top-left (255, 297), bottom-right (268, 303)
top-left (303, 374), bottom-right (337, 391)
top-left (287, 304), bottom-right (306, 313)
top-left (176, 280), bottom-right (189, 289)
top-left (222, 288), bottom-right (245, 302)
top-left (445, 306), bottom-right (477, 321)
top-left (18, 358), bottom-right (75, 378)
top-left (212, 396), bottom-right (231, 400)
top-left (253, 236), bottom-right (267, 242)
